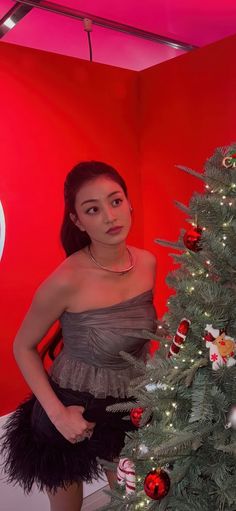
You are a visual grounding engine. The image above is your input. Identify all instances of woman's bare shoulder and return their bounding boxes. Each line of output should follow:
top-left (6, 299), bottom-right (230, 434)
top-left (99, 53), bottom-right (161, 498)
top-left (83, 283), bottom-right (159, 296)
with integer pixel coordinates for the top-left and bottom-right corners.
top-left (129, 245), bottom-right (157, 266)
top-left (36, 251), bottom-right (84, 297)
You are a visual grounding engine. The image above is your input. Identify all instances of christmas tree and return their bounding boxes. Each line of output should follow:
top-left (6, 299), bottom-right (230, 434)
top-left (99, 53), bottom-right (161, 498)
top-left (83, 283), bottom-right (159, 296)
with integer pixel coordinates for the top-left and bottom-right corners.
top-left (100, 144), bottom-right (236, 511)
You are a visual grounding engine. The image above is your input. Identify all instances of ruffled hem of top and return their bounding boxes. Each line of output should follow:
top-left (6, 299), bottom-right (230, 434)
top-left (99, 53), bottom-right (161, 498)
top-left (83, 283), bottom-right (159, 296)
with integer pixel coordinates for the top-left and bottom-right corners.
top-left (49, 353), bottom-right (146, 398)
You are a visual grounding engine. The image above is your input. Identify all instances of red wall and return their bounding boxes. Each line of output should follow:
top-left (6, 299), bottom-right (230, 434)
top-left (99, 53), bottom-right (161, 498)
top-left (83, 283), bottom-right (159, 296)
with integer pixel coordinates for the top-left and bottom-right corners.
top-left (139, 34), bottom-right (236, 318)
top-left (0, 43), bottom-right (142, 415)
top-left (1, 34), bottom-right (236, 415)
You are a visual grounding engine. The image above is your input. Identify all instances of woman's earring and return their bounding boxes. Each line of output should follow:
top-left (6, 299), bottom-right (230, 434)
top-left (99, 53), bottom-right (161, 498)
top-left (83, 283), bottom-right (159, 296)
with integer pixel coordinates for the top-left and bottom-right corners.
top-left (129, 205), bottom-right (133, 212)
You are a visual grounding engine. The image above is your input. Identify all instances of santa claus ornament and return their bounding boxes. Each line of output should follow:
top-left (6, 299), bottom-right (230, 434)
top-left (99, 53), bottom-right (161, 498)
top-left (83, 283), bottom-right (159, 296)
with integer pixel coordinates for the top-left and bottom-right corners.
top-left (117, 458), bottom-right (135, 494)
top-left (168, 318), bottom-right (191, 358)
top-left (204, 324), bottom-right (236, 370)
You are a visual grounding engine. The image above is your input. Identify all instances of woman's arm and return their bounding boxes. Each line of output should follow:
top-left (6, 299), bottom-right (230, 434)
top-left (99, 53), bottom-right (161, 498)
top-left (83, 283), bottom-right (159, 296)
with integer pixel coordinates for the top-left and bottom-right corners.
top-left (13, 272), bottom-right (68, 421)
top-left (13, 269), bottom-right (95, 441)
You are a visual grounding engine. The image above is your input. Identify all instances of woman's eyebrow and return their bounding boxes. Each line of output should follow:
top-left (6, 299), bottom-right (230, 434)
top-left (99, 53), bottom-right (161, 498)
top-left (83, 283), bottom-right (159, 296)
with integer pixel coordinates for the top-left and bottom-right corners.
top-left (80, 190), bottom-right (122, 206)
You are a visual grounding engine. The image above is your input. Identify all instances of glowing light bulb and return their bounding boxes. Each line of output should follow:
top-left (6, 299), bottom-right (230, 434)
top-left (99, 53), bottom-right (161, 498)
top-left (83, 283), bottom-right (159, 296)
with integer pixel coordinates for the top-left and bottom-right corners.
top-left (3, 17), bottom-right (16, 29)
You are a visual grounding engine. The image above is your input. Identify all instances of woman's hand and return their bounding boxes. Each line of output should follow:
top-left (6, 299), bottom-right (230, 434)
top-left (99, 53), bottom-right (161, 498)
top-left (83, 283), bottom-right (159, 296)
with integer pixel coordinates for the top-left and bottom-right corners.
top-left (52, 405), bottom-right (96, 443)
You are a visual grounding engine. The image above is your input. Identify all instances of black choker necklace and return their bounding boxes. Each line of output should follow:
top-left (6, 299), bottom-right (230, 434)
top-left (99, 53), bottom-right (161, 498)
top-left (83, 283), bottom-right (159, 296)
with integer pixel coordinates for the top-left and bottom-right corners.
top-left (87, 244), bottom-right (135, 275)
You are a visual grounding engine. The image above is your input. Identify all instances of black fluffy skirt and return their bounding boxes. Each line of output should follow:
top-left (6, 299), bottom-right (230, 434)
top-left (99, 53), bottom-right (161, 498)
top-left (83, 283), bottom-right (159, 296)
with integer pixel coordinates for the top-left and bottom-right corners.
top-left (1, 379), bottom-right (137, 494)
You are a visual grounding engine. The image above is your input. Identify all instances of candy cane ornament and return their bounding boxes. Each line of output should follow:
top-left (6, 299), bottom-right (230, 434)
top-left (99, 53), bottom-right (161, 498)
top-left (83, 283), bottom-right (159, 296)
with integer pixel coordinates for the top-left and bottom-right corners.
top-left (117, 458), bottom-right (136, 494)
top-left (168, 318), bottom-right (191, 358)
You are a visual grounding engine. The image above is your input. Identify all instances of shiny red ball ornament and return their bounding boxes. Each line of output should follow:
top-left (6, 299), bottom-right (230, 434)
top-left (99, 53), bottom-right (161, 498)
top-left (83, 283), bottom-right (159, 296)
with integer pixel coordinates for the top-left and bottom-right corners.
top-left (183, 226), bottom-right (202, 252)
top-left (144, 468), bottom-right (170, 500)
top-left (130, 407), bottom-right (145, 427)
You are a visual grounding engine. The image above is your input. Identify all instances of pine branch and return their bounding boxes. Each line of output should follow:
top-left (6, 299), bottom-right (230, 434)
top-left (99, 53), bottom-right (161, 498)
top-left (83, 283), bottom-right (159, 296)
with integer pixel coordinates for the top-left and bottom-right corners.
top-left (176, 165), bottom-right (206, 181)
top-left (153, 425), bottom-right (213, 456)
top-left (166, 358), bottom-right (208, 387)
top-left (216, 443), bottom-right (236, 455)
top-left (119, 351), bottom-right (146, 371)
top-left (166, 359), bottom-right (208, 387)
top-left (106, 401), bottom-right (137, 413)
top-left (190, 373), bottom-right (213, 423)
top-left (174, 201), bottom-right (191, 215)
top-left (154, 238), bottom-right (184, 250)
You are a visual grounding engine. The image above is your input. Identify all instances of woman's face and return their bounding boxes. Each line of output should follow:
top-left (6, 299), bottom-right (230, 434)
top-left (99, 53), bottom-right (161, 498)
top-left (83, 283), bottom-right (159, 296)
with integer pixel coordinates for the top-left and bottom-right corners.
top-left (72, 176), bottom-right (132, 245)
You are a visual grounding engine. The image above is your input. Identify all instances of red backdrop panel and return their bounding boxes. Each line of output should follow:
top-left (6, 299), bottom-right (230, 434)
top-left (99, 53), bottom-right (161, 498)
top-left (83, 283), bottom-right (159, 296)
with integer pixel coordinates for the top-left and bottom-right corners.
top-left (139, 34), bottom-right (236, 320)
top-left (0, 42), bottom-right (142, 415)
top-left (1, 34), bottom-right (236, 415)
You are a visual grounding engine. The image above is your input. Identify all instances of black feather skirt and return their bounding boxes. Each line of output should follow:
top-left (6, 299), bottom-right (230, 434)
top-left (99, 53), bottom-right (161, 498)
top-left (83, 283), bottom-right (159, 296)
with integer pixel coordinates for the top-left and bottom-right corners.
top-left (0, 378), bottom-right (137, 494)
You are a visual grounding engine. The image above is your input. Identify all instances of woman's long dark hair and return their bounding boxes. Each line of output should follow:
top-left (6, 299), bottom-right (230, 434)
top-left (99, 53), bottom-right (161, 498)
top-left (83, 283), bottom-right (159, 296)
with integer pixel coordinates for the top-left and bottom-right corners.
top-left (40, 161), bottom-right (128, 363)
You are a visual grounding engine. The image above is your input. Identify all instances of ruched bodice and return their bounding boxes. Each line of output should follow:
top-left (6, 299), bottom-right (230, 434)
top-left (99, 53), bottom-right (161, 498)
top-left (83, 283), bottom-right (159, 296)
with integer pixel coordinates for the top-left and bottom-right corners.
top-left (50, 289), bottom-right (157, 398)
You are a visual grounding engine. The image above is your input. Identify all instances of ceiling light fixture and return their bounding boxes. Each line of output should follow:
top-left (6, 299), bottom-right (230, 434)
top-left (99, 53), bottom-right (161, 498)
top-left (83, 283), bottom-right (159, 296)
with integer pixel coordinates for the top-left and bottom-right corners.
top-left (3, 18), bottom-right (16, 29)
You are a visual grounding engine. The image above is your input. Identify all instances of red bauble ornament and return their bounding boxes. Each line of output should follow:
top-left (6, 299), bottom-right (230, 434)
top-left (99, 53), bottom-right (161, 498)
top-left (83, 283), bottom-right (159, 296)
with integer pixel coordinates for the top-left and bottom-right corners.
top-left (183, 226), bottom-right (202, 252)
top-left (144, 468), bottom-right (170, 500)
top-left (130, 407), bottom-right (145, 427)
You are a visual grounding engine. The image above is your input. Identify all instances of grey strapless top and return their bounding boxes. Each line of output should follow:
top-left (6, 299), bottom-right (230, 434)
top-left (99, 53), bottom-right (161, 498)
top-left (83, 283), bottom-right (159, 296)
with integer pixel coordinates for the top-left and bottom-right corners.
top-left (50, 289), bottom-right (157, 398)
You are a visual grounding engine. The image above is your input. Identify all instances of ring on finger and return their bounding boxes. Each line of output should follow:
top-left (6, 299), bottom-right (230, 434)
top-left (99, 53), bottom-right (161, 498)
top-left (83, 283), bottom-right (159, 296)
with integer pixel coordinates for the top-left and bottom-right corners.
top-left (74, 435), bottom-right (83, 443)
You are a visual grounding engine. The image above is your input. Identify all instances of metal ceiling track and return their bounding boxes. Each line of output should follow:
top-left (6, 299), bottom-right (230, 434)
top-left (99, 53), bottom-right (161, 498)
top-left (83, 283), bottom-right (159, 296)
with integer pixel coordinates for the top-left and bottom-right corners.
top-left (0, 0), bottom-right (42, 37)
top-left (1, 0), bottom-right (198, 51)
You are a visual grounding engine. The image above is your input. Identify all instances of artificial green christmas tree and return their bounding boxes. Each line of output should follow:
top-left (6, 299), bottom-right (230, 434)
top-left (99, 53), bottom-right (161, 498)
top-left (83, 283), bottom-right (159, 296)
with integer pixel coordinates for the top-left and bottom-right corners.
top-left (101, 143), bottom-right (236, 511)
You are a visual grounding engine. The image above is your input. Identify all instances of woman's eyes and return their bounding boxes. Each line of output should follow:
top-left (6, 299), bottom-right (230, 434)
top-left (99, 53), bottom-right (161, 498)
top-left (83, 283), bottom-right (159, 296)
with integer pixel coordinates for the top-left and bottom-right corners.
top-left (112, 198), bottom-right (123, 207)
top-left (86, 198), bottom-right (123, 215)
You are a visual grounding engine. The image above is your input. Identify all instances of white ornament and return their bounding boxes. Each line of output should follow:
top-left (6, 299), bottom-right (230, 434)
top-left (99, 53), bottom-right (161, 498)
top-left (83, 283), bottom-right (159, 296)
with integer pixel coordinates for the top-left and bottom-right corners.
top-left (139, 443), bottom-right (149, 454)
top-left (117, 458), bottom-right (136, 494)
top-left (145, 381), bottom-right (167, 392)
top-left (225, 405), bottom-right (236, 429)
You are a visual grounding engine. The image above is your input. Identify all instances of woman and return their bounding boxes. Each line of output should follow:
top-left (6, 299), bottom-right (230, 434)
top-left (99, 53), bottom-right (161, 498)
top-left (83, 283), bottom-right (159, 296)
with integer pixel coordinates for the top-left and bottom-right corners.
top-left (1, 161), bottom-right (157, 511)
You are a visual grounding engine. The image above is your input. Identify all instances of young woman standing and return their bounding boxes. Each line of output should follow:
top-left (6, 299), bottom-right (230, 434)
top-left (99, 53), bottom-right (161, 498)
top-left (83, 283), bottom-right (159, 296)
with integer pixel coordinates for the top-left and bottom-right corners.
top-left (1, 161), bottom-right (157, 511)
